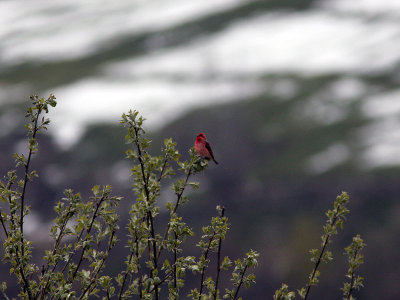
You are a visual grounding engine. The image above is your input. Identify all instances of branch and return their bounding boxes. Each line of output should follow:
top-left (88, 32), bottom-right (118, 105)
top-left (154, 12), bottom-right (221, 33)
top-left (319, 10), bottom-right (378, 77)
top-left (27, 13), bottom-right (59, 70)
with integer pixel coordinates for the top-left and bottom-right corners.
top-left (213, 207), bottom-right (225, 300)
top-left (70, 195), bottom-right (106, 281)
top-left (148, 265), bottom-right (177, 293)
top-left (157, 156), bottom-right (168, 182)
top-left (157, 165), bottom-right (193, 260)
top-left (173, 232), bottom-right (178, 291)
top-left (118, 251), bottom-right (133, 300)
top-left (20, 106), bottom-right (40, 237)
top-left (118, 233), bottom-right (143, 300)
top-left (40, 204), bottom-right (74, 299)
top-left (3, 179), bottom-right (32, 299)
top-left (60, 226), bottom-right (86, 274)
top-left (0, 209), bottom-right (8, 238)
top-left (345, 254), bottom-right (357, 300)
top-left (233, 265), bottom-right (248, 300)
top-left (12, 159), bottom-right (37, 300)
top-left (199, 231), bottom-right (217, 298)
top-left (78, 230), bottom-right (116, 300)
top-left (15, 107), bottom-right (41, 300)
top-left (1, 177), bottom-right (16, 238)
top-left (303, 215), bottom-right (338, 300)
top-left (0, 289), bottom-right (10, 300)
top-left (132, 127), bottom-right (159, 300)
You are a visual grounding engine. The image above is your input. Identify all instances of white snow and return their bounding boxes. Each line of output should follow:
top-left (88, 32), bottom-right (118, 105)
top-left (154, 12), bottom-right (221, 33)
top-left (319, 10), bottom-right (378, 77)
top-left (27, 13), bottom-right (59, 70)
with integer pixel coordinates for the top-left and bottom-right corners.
top-left (0, 0), bottom-right (251, 64)
top-left (48, 77), bottom-right (263, 148)
top-left (306, 143), bottom-right (350, 174)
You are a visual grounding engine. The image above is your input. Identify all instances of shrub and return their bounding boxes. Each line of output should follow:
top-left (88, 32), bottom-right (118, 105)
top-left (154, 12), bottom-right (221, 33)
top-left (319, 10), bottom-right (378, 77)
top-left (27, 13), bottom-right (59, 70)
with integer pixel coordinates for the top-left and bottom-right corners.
top-left (0, 95), bottom-right (258, 300)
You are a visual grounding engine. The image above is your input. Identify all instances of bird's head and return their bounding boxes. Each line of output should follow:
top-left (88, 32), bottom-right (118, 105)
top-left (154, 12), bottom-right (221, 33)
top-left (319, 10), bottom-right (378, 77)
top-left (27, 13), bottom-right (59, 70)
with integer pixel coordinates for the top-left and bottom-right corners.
top-left (197, 132), bottom-right (206, 140)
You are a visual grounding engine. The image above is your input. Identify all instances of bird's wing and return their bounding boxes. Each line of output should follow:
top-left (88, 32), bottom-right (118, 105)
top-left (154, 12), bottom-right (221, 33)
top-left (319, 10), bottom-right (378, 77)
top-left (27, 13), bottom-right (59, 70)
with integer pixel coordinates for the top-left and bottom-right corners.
top-left (205, 141), bottom-right (215, 160)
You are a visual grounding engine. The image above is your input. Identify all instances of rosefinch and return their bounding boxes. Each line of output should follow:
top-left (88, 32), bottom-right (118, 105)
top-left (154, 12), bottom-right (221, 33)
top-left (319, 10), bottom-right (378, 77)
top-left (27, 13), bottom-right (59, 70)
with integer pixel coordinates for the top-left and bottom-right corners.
top-left (194, 132), bottom-right (218, 164)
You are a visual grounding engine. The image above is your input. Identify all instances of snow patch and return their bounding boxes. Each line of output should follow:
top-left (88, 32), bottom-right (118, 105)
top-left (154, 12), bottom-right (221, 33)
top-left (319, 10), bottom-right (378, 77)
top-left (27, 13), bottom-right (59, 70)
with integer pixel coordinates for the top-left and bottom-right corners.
top-left (306, 143), bottom-right (350, 174)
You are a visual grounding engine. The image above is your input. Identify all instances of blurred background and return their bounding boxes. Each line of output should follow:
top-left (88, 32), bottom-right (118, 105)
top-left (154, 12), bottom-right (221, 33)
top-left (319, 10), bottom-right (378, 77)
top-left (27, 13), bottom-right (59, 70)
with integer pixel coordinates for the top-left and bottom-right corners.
top-left (1, 0), bottom-right (400, 298)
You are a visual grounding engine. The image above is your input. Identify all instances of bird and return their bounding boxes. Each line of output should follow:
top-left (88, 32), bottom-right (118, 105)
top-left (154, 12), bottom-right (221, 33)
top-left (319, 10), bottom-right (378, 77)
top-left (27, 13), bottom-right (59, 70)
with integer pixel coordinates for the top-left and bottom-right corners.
top-left (194, 132), bottom-right (218, 164)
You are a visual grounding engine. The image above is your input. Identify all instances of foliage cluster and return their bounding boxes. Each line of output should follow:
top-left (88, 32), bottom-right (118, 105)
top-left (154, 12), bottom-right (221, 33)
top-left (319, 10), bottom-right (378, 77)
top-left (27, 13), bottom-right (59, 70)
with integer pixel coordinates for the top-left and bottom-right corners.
top-left (0, 95), bottom-right (258, 299)
top-left (274, 192), bottom-right (366, 300)
top-left (0, 95), bottom-right (365, 299)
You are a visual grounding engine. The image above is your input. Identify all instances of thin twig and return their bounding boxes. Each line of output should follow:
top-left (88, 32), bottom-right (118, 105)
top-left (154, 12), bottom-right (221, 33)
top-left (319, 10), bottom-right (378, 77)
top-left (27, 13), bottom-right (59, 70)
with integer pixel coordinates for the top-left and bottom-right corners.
top-left (214, 207), bottom-right (225, 300)
top-left (199, 232), bottom-right (216, 298)
top-left (0, 209), bottom-right (8, 238)
top-left (118, 228), bottom-right (143, 299)
top-left (344, 249), bottom-right (359, 300)
top-left (233, 265), bottom-right (248, 300)
top-left (148, 266), bottom-right (176, 293)
top-left (20, 106), bottom-right (40, 236)
top-left (137, 237), bottom-right (143, 300)
top-left (70, 196), bottom-right (106, 281)
top-left (4, 180), bottom-right (32, 299)
top-left (78, 230), bottom-right (116, 300)
top-left (173, 232), bottom-right (178, 291)
top-left (133, 127), bottom-right (158, 300)
top-left (1, 178), bottom-right (15, 238)
top-left (157, 166), bottom-right (193, 260)
top-left (40, 205), bottom-right (74, 299)
top-left (304, 215), bottom-right (339, 300)
top-left (118, 251), bottom-right (134, 300)
top-left (1, 289), bottom-right (11, 300)
top-left (157, 156), bottom-right (168, 182)
top-left (16, 106), bottom-right (41, 300)
top-left (60, 227), bottom-right (86, 274)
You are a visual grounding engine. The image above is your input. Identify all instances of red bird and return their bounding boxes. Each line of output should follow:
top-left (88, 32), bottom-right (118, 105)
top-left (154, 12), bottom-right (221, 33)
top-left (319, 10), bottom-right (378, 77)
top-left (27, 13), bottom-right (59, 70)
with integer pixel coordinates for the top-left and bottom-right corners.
top-left (194, 132), bottom-right (218, 164)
